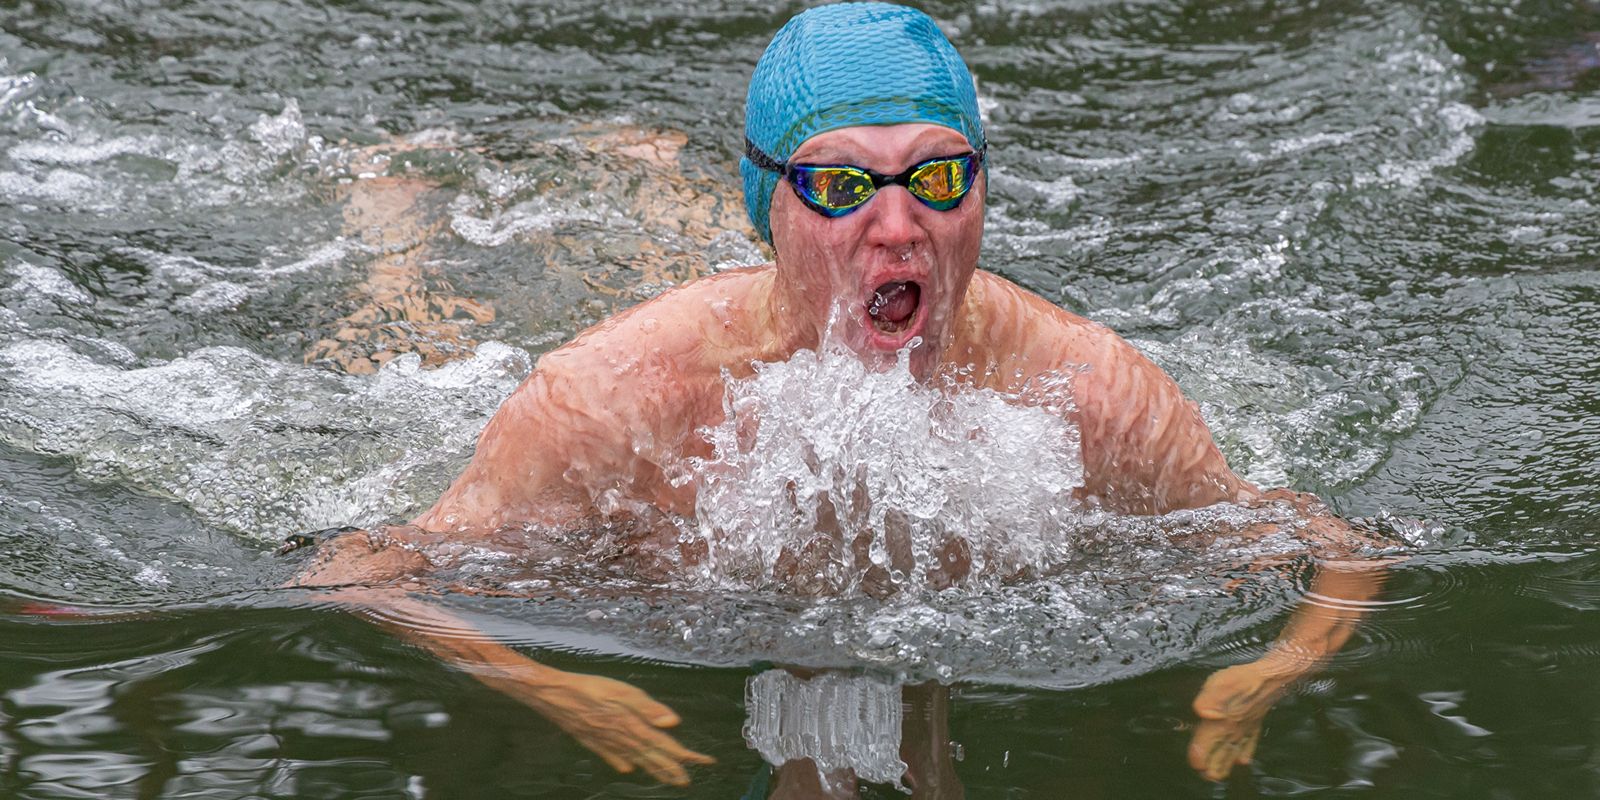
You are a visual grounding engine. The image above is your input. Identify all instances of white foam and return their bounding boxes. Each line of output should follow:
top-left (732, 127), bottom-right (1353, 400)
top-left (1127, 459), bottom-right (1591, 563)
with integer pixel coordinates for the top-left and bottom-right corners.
top-left (1240, 129), bottom-right (1371, 165)
top-left (174, 281), bottom-right (250, 314)
top-left (448, 194), bottom-right (604, 248)
top-left (0, 168), bottom-right (105, 207)
top-left (248, 98), bottom-right (307, 158)
top-left (677, 343), bottom-right (1085, 593)
top-left (1484, 93), bottom-right (1600, 130)
top-left (5, 261), bottom-right (92, 306)
top-left (8, 135), bottom-right (154, 165)
top-left (256, 238), bottom-right (364, 277)
top-left (1056, 152), bottom-right (1142, 171)
top-left (0, 340), bottom-right (526, 537)
top-left (115, 238), bottom-right (366, 282)
top-left (0, 70), bottom-right (39, 113)
top-left (1355, 102), bottom-right (1482, 190)
top-left (991, 163), bottom-right (1082, 210)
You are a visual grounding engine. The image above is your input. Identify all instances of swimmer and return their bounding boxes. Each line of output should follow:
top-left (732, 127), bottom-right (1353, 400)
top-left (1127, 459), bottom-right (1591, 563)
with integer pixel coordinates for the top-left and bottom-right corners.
top-left (295, 2), bottom-right (1392, 787)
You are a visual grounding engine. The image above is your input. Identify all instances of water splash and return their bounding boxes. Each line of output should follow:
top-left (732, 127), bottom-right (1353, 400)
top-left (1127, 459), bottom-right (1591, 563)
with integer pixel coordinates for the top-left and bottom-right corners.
top-left (675, 341), bottom-right (1085, 595)
top-left (0, 340), bottom-right (527, 539)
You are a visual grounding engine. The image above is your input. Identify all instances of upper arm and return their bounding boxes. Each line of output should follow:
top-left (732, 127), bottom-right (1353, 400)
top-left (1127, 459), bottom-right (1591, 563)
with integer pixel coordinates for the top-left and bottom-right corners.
top-left (1069, 329), bottom-right (1253, 513)
top-left (411, 365), bottom-right (606, 533)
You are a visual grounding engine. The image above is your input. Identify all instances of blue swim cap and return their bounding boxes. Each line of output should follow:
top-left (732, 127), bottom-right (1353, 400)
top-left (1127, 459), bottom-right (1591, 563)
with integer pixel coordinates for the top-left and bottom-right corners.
top-left (741, 2), bottom-right (986, 245)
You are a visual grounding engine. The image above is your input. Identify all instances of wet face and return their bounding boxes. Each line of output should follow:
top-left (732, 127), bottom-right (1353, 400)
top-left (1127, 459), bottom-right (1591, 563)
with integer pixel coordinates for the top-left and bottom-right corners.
top-left (769, 123), bottom-right (985, 381)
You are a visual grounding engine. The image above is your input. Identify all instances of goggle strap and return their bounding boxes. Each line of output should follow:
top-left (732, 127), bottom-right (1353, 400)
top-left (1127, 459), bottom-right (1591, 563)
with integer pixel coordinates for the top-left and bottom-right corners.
top-left (745, 137), bottom-right (788, 175)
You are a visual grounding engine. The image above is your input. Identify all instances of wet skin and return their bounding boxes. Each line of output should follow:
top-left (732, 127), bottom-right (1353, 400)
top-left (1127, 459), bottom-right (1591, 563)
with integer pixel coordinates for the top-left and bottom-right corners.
top-left (302, 122), bottom-right (1392, 787)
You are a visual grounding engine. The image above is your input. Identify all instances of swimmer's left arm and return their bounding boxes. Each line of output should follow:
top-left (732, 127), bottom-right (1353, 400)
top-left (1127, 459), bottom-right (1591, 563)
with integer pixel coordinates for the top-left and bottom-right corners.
top-left (1188, 493), bottom-right (1396, 781)
top-left (1064, 326), bottom-right (1253, 513)
top-left (1052, 322), bottom-right (1396, 779)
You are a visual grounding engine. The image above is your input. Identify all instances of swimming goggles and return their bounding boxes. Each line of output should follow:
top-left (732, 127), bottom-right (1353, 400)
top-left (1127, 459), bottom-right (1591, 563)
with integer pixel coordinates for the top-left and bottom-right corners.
top-left (747, 138), bottom-right (986, 218)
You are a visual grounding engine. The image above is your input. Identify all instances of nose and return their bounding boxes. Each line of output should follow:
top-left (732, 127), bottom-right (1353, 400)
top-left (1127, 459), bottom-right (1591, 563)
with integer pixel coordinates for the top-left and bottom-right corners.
top-left (863, 185), bottom-right (925, 251)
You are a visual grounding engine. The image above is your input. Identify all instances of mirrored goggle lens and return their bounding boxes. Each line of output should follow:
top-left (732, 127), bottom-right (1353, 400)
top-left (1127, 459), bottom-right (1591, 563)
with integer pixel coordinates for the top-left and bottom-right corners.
top-left (792, 166), bottom-right (877, 216)
top-left (907, 156), bottom-right (974, 209)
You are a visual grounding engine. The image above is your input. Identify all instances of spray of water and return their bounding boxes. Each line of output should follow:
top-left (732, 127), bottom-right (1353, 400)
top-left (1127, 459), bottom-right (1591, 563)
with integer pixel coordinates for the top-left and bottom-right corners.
top-left (672, 332), bottom-right (1085, 596)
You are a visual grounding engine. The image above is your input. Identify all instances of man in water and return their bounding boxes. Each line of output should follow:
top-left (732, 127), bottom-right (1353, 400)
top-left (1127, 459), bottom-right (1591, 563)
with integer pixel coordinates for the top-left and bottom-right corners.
top-left (298, 2), bottom-right (1388, 788)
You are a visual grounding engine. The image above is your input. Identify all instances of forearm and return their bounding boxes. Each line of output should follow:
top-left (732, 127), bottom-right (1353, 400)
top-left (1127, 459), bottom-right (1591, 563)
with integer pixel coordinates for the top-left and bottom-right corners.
top-left (1249, 488), bottom-right (1397, 679)
top-left (340, 588), bottom-right (573, 691)
top-left (317, 584), bottom-right (713, 783)
top-left (1252, 559), bottom-right (1387, 687)
top-left (1188, 514), bottom-right (1393, 779)
top-left (285, 527), bottom-right (560, 685)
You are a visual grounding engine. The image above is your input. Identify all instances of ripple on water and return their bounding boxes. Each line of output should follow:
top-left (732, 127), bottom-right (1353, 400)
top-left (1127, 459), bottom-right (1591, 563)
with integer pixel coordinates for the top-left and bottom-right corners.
top-left (1516, 549), bottom-right (1600, 612)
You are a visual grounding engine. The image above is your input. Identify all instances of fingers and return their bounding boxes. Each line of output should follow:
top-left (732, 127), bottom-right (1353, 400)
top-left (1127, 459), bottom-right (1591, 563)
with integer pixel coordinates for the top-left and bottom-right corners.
top-left (1190, 666), bottom-right (1274, 782)
top-left (633, 742), bottom-right (691, 787)
top-left (1188, 719), bottom-right (1254, 781)
top-left (579, 724), bottom-right (715, 788)
top-left (628, 694), bottom-right (682, 728)
top-left (1237, 726), bottom-right (1261, 765)
top-left (595, 748), bottom-right (634, 776)
top-left (562, 685), bottom-right (714, 786)
top-left (1189, 703), bottom-right (1267, 781)
top-left (594, 679), bottom-right (683, 728)
top-left (518, 672), bottom-right (716, 786)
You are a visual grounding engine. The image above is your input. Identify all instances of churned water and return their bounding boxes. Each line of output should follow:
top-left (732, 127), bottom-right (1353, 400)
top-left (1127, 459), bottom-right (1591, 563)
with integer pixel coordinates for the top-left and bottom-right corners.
top-left (2, 0), bottom-right (1600, 797)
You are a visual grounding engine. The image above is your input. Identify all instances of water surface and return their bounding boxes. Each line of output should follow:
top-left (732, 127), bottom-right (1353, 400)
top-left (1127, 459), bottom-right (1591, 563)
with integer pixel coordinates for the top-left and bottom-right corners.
top-left (2, 0), bottom-right (1600, 797)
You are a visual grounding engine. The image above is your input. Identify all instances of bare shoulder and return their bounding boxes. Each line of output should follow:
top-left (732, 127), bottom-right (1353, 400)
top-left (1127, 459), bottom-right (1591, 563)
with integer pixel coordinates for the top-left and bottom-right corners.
top-left (536, 265), bottom-right (775, 385)
top-left (964, 270), bottom-right (1249, 512)
top-left (494, 264), bottom-right (777, 460)
top-left (961, 270), bottom-right (1131, 381)
top-left (413, 267), bottom-right (773, 531)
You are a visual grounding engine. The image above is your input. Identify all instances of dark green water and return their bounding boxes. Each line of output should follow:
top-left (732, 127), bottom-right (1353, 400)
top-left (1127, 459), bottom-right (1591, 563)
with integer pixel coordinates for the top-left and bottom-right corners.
top-left (2, 0), bottom-right (1599, 797)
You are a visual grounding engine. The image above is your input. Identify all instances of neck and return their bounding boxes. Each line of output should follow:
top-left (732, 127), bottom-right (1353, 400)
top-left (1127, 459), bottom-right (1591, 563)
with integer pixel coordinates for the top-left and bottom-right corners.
top-left (752, 261), bottom-right (822, 361)
top-left (935, 270), bottom-right (985, 383)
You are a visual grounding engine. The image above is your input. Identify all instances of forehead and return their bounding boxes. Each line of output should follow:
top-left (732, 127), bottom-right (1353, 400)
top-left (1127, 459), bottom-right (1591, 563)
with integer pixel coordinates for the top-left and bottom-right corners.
top-left (790, 123), bottom-right (971, 167)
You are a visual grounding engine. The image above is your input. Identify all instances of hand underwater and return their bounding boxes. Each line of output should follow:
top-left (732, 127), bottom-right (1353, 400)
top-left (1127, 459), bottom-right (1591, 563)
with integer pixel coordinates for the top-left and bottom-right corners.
top-left (287, 534), bottom-right (713, 786)
top-left (1186, 525), bottom-right (1391, 782)
top-left (1187, 659), bottom-right (1290, 781)
top-left (495, 668), bottom-right (716, 786)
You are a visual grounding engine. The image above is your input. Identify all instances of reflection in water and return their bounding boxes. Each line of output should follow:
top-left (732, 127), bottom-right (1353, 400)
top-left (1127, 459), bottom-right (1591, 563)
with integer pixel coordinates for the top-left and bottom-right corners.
top-left (745, 671), bottom-right (909, 792)
top-left (745, 673), bottom-right (963, 799)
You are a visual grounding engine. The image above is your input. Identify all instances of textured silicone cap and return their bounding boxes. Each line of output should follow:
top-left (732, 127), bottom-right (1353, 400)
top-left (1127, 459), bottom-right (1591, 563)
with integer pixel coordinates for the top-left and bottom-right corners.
top-left (741, 2), bottom-right (986, 245)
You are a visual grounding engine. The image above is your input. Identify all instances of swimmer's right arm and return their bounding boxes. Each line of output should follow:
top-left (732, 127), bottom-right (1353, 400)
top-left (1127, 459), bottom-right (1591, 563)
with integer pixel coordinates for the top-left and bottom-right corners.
top-left (290, 363), bottom-right (711, 784)
top-left (290, 533), bottom-right (714, 785)
top-left (411, 368), bottom-right (584, 532)
top-left (381, 594), bottom-right (715, 784)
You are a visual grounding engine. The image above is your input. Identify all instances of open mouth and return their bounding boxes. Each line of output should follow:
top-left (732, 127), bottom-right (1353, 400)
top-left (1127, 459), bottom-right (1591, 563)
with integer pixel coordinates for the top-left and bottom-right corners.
top-left (866, 281), bottom-right (922, 335)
